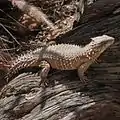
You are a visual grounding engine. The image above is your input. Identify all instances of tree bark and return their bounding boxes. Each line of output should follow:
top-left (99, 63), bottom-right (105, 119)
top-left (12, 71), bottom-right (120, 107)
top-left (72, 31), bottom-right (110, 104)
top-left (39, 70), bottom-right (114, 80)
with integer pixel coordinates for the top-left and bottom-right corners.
top-left (1, 0), bottom-right (120, 120)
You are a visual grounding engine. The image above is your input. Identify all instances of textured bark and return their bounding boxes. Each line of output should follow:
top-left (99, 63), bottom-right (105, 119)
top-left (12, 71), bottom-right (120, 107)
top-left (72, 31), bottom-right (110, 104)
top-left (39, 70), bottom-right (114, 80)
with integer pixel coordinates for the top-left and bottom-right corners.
top-left (1, 0), bottom-right (120, 120)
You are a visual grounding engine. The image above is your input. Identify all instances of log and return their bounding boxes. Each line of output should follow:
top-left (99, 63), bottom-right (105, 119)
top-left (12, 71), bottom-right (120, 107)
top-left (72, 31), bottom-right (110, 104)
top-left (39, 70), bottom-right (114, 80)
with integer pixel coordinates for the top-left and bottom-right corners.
top-left (1, 0), bottom-right (120, 119)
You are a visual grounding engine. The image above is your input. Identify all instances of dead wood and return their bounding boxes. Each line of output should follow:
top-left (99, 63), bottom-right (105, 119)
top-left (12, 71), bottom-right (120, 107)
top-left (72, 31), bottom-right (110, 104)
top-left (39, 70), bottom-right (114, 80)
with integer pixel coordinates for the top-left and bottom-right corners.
top-left (9, 0), bottom-right (56, 30)
top-left (9, 0), bottom-right (87, 40)
top-left (0, 0), bottom-right (120, 120)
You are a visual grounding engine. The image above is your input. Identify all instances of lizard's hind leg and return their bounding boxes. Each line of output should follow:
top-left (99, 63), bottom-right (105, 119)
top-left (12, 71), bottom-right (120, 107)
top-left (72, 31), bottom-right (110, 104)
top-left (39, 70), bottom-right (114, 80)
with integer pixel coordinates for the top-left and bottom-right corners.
top-left (39, 61), bottom-right (51, 87)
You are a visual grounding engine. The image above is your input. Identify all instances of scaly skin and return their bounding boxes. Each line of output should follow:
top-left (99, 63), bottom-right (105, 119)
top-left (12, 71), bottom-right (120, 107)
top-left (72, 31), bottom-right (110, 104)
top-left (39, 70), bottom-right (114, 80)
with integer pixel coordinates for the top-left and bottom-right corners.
top-left (6, 35), bottom-right (114, 84)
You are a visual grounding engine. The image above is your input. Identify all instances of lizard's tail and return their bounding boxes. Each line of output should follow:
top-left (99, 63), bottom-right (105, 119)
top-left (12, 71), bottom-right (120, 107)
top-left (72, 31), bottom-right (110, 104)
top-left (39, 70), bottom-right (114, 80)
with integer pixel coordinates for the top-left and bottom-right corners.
top-left (4, 52), bottom-right (40, 83)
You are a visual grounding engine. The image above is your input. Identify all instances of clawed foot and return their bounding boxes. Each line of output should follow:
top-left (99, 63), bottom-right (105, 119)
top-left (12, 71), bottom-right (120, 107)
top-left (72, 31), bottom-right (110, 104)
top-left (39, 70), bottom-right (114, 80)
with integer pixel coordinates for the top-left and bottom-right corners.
top-left (39, 77), bottom-right (50, 87)
top-left (38, 61), bottom-right (50, 87)
top-left (79, 75), bottom-right (89, 85)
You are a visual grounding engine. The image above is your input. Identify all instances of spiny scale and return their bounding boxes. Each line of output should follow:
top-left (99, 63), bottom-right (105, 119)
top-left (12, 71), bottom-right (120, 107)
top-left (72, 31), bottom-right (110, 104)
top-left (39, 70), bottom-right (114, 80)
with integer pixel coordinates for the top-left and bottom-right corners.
top-left (6, 44), bottom-right (87, 81)
top-left (6, 50), bottom-right (41, 81)
top-left (41, 44), bottom-right (87, 70)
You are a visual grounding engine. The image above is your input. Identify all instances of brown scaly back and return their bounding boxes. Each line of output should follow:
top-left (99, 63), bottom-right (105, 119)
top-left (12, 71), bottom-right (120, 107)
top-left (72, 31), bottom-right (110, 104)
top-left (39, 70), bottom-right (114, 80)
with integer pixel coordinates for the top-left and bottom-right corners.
top-left (5, 50), bottom-right (41, 82)
top-left (4, 44), bottom-right (85, 82)
top-left (41, 43), bottom-right (86, 70)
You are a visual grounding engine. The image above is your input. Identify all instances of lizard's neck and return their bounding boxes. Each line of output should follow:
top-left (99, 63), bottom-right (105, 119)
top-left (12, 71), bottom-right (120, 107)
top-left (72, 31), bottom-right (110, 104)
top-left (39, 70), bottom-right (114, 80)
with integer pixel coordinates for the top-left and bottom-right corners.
top-left (79, 41), bottom-right (100, 73)
top-left (83, 42), bottom-right (97, 60)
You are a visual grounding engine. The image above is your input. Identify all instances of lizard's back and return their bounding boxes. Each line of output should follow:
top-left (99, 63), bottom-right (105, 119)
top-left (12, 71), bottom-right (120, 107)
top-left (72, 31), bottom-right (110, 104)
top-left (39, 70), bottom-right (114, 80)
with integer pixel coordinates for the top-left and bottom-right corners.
top-left (41, 44), bottom-right (86, 70)
top-left (6, 44), bottom-right (85, 81)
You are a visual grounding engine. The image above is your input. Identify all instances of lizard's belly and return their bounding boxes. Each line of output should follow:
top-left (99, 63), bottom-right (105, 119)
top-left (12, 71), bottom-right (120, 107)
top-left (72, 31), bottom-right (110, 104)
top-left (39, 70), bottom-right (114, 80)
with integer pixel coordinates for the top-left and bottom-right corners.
top-left (45, 57), bottom-right (81, 70)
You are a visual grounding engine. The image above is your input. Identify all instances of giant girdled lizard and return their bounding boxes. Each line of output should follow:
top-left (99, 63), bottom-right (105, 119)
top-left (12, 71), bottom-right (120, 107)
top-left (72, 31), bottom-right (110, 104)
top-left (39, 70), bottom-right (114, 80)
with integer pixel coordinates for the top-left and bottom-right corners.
top-left (5, 35), bottom-right (114, 85)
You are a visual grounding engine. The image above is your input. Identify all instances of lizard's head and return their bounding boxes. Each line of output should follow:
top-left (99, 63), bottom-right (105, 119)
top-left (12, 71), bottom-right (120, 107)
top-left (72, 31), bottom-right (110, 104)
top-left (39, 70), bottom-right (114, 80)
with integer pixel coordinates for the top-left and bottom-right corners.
top-left (81, 35), bottom-right (114, 73)
top-left (87, 35), bottom-right (114, 59)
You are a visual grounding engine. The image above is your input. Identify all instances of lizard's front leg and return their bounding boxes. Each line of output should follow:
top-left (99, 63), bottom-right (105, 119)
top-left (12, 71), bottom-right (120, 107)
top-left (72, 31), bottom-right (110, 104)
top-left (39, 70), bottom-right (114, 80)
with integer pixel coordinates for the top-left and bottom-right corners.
top-left (39, 61), bottom-right (51, 87)
top-left (77, 65), bottom-right (89, 84)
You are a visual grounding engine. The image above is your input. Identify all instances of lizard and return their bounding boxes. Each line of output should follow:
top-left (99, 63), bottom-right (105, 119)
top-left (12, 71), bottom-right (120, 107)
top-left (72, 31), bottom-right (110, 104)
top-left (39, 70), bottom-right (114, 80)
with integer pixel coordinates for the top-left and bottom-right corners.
top-left (4, 35), bottom-right (114, 85)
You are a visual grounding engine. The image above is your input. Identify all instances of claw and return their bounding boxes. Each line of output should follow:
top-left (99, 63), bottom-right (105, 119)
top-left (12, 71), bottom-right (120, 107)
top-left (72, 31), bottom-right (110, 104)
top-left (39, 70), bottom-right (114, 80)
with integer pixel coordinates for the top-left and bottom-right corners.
top-left (79, 75), bottom-right (89, 85)
top-left (39, 61), bottom-right (50, 87)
